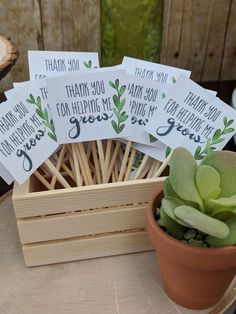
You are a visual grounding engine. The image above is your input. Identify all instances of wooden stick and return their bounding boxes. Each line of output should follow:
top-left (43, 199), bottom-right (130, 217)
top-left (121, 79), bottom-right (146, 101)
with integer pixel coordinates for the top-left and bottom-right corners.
top-left (146, 160), bottom-right (158, 178)
top-left (71, 144), bottom-right (83, 186)
top-left (114, 161), bottom-right (119, 181)
top-left (139, 162), bottom-right (151, 179)
top-left (44, 160), bottom-right (71, 188)
top-left (51, 146), bottom-right (67, 188)
top-left (153, 153), bottom-right (172, 178)
top-left (52, 154), bottom-right (76, 182)
top-left (97, 140), bottom-right (106, 183)
top-left (118, 141), bottom-right (132, 182)
top-left (34, 170), bottom-right (54, 190)
top-left (91, 142), bottom-right (102, 184)
top-left (124, 147), bottom-right (136, 181)
top-left (86, 142), bottom-right (92, 160)
top-left (104, 139), bottom-right (112, 182)
top-left (134, 154), bottom-right (149, 180)
top-left (152, 160), bottom-right (162, 177)
top-left (106, 141), bottom-right (121, 183)
top-left (77, 143), bottom-right (94, 185)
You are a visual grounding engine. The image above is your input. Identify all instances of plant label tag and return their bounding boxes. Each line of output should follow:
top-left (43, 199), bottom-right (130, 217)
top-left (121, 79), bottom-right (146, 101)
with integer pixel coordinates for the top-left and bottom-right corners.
top-left (28, 51), bottom-right (99, 80)
top-left (125, 74), bottom-right (169, 146)
top-left (0, 80), bottom-right (58, 184)
top-left (145, 76), bottom-right (236, 160)
top-left (47, 70), bottom-right (133, 143)
top-left (122, 56), bottom-right (191, 84)
top-left (0, 163), bottom-right (14, 184)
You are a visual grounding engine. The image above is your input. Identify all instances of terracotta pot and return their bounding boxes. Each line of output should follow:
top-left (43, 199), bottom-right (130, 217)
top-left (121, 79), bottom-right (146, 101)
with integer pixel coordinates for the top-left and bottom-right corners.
top-left (147, 188), bottom-right (236, 310)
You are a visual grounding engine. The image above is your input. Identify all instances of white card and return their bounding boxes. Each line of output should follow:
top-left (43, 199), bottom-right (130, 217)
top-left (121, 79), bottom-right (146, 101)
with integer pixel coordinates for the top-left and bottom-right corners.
top-left (145, 76), bottom-right (236, 160)
top-left (125, 74), bottom-right (169, 146)
top-left (28, 51), bottom-right (99, 80)
top-left (132, 142), bottom-right (168, 163)
top-left (47, 69), bottom-right (133, 143)
top-left (0, 163), bottom-right (14, 184)
top-left (122, 56), bottom-right (191, 84)
top-left (0, 80), bottom-right (58, 184)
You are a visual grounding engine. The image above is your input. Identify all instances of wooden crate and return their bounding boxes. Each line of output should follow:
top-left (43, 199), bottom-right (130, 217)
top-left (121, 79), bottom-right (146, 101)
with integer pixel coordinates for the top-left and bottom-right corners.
top-left (13, 175), bottom-right (165, 267)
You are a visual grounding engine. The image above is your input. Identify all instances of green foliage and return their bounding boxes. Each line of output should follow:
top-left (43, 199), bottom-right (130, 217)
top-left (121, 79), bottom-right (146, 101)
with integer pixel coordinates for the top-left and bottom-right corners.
top-left (194, 117), bottom-right (235, 160)
top-left (159, 147), bottom-right (236, 247)
top-left (26, 94), bottom-right (57, 142)
top-left (109, 79), bottom-right (128, 134)
top-left (101, 0), bottom-right (163, 66)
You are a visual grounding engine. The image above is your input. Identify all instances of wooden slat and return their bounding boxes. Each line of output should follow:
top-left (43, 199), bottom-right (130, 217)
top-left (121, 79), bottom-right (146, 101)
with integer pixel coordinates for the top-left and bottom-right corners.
top-left (220, 0), bottom-right (236, 80)
top-left (22, 230), bottom-right (153, 267)
top-left (0, 0), bottom-right (43, 92)
top-left (17, 205), bottom-right (147, 244)
top-left (160, 0), bottom-right (184, 67)
top-left (13, 177), bottom-right (165, 218)
top-left (41, 0), bottom-right (100, 52)
top-left (201, 0), bottom-right (231, 81)
top-left (160, 0), bottom-right (234, 81)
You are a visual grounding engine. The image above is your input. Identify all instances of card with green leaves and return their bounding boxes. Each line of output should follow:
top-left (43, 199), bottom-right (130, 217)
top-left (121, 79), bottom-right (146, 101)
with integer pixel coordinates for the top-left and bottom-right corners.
top-left (123, 74), bottom-right (169, 147)
top-left (145, 75), bottom-right (236, 159)
top-left (46, 69), bottom-right (133, 144)
top-left (0, 80), bottom-right (58, 184)
top-left (122, 56), bottom-right (191, 84)
top-left (28, 51), bottom-right (99, 80)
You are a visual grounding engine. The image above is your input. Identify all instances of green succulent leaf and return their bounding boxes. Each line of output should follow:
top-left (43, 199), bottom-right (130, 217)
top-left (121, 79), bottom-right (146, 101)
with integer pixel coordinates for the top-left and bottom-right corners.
top-left (204, 187), bottom-right (221, 201)
top-left (206, 216), bottom-right (236, 247)
top-left (201, 151), bottom-right (236, 197)
top-left (169, 148), bottom-right (203, 210)
top-left (174, 205), bottom-right (230, 239)
top-left (195, 165), bottom-right (221, 201)
top-left (206, 196), bottom-right (236, 208)
top-left (161, 197), bottom-right (190, 227)
top-left (160, 206), bottom-right (185, 240)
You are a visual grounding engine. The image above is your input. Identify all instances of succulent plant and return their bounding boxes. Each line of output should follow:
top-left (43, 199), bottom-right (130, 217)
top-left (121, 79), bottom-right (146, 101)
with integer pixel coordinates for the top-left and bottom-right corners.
top-left (158, 147), bottom-right (236, 247)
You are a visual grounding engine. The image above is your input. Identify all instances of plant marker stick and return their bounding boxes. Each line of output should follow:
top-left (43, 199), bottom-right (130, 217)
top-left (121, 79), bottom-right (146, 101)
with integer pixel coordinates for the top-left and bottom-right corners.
top-left (44, 159), bottom-right (71, 188)
top-left (106, 141), bottom-right (121, 183)
top-left (70, 144), bottom-right (83, 186)
top-left (151, 160), bottom-right (162, 177)
top-left (104, 139), bottom-right (112, 181)
top-left (97, 140), bottom-right (106, 183)
top-left (77, 143), bottom-right (94, 185)
top-left (91, 142), bottom-right (102, 184)
top-left (146, 160), bottom-right (158, 178)
top-left (139, 162), bottom-right (151, 179)
top-left (124, 147), bottom-right (136, 181)
top-left (52, 153), bottom-right (76, 182)
top-left (51, 145), bottom-right (67, 188)
top-left (34, 170), bottom-right (54, 190)
top-left (134, 154), bottom-right (149, 180)
top-left (153, 152), bottom-right (172, 177)
top-left (118, 141), bottom-right (132, 182)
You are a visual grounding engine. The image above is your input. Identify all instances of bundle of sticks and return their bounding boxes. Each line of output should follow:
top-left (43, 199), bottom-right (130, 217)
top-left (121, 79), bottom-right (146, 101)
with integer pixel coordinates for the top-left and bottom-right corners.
top-left (33, 140), bottom-right (171, 190)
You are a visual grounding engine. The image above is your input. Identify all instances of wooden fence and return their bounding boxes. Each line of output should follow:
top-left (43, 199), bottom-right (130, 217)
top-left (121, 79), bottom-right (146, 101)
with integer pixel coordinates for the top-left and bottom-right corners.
top-left (0, 0), bottom-right (235, 93)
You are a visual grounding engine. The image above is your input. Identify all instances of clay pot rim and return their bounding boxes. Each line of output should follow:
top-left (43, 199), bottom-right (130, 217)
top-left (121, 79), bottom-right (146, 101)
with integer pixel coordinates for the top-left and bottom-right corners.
top-left (148, 189), bottom-right (236, 256)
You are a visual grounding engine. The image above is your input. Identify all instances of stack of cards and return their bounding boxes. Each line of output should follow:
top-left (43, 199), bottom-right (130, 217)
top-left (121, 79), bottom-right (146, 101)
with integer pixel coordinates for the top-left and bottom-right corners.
top-left (1, 52), bottom-right (235, 187)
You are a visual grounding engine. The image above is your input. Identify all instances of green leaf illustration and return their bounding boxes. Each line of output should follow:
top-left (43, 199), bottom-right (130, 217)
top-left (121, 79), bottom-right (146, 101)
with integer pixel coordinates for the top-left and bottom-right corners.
top-left (26, 94), bottom-right (57, 142)
top-left (109, 79), bottom-right (128, 134)
top-left (194, 117), bottom-right (235, 160)
top-left (149, 134), bottom-right (158, 143)
top-left (171, 76), bottom-right (176, 84)
top-left (83, 60), bottom-right (93, 68)
top-left (165, 146), bottom-right (171, 158)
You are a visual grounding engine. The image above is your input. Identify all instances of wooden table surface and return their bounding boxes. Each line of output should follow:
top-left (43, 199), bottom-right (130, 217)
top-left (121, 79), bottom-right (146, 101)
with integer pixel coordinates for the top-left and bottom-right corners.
top-left (0, 192), bottom-right (235, 314)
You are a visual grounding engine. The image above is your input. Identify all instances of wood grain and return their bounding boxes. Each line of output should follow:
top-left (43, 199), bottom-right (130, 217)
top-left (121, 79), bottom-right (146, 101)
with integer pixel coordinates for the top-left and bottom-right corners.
top-left (160, 0), bottom-right (235, 81)
top-left (220, 0), bottom-right (236, 80)
top-left (0, 193), bottom-right (235, 313)
top-left (17, 204), bottom-right (148, 244)
top-left (13, 177), bottom-right (166, 218)
top-left (0, 0), bottom-right (43, 92)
